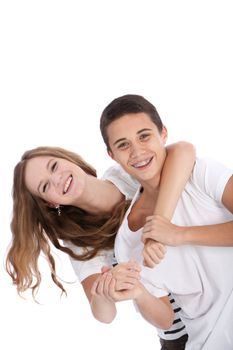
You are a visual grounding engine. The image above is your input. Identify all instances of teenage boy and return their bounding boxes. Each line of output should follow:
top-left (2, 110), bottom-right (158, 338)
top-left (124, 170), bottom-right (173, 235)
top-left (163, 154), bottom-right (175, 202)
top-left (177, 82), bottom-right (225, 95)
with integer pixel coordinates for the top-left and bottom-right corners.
top-left (99, 94), bottom-right (233, 349)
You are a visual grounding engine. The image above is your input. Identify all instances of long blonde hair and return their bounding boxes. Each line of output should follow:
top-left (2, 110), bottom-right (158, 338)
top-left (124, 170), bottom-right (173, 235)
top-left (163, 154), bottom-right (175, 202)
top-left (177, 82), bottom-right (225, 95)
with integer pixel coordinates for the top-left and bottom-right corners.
top-left (6, 146), bottom-right (130, 298)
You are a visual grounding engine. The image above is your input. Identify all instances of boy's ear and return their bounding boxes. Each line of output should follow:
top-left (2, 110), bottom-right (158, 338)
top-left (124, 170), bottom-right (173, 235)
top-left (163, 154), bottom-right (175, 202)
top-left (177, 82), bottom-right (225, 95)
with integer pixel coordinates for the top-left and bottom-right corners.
top-left (161, 125), bottom-right (168, 144)
top-left (107, 149), bottom-right (114, 159)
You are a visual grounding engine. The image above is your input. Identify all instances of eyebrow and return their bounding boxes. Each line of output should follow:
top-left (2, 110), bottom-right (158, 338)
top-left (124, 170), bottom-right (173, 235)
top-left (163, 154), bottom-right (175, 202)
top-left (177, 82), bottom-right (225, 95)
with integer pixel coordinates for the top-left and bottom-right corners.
top-left (37, 158), bottom-right (54, 194)
top-left (113, 128), bottom-right (152, 146)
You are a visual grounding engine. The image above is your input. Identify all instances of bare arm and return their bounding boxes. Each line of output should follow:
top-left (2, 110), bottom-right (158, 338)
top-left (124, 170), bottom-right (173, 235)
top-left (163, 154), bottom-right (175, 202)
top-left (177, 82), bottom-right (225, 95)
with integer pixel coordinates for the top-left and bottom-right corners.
top-left (178, 220), bottom-right (233, 246)
top-left (94, 275), bottom-right (174, 330)
top-left (134, 286), bottom-right (174, 329)
top-left (155, 141), bottom-right (196, 218)
top-left (142, 141), bottom-right (196, 266)
top-left (143, 176), bottom-right (233, 247)
top-left (82, 273), bottom-right (117, 324)
top-left (81, 261), bottom-right (141, 323)
top-left (87, 141), bottom-right (196, 214)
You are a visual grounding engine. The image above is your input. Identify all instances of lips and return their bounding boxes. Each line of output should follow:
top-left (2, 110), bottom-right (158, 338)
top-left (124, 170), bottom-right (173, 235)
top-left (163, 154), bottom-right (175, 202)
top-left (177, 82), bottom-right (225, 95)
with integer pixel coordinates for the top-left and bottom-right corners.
top-left (63, 175), bottom-right (73, 194)
top-left (131, 156), bottom-right (153, 169)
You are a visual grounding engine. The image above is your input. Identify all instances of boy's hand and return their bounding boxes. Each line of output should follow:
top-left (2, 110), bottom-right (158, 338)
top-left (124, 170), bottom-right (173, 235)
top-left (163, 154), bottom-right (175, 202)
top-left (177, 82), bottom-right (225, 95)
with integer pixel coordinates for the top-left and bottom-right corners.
top-left (142, 215), bottom-right (183, 247)
top-left (142, 238), bottom-right (167, 268)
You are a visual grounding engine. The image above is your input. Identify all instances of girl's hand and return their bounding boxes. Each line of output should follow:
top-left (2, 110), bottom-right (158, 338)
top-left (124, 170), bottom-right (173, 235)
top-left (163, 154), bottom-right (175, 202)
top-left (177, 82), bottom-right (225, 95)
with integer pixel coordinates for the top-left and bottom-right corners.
top-left (110, 261), bottom-right (141, 291)
top-left (91, 261), bottom-right (141, 302)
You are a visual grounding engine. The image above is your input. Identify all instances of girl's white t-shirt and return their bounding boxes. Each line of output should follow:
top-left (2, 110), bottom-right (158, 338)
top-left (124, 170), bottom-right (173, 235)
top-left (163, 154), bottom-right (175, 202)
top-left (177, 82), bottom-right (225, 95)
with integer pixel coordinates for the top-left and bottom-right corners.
top-left (66, 164), bottom-right (139, 282)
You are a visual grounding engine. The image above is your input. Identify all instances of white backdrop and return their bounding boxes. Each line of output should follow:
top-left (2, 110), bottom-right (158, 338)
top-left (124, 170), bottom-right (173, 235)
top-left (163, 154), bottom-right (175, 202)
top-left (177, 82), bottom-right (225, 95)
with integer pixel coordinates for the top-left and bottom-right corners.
top-left (0, 1), bottom-right (232, 349)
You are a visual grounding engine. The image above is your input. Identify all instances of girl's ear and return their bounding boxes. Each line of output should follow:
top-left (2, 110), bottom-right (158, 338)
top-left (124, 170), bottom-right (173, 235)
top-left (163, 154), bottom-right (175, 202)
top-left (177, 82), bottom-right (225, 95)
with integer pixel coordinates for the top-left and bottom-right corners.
top-left (47, 202), bottom-right (57, 208)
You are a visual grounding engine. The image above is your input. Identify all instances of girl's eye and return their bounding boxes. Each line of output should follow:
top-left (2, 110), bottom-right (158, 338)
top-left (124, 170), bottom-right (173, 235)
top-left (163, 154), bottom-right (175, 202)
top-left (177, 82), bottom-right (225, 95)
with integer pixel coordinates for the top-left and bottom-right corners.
top-left (42, 183), bottom-right (48, 193)
top-left (51, 161), bottom-right (57, 172)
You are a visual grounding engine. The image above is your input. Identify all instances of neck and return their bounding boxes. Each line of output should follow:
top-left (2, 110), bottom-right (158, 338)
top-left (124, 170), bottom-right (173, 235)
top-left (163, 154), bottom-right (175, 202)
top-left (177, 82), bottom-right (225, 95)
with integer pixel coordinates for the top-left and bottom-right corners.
top-left (140, 173), bottom-right (161, 196)
top-left (72, 175), bottom-right (122, 215)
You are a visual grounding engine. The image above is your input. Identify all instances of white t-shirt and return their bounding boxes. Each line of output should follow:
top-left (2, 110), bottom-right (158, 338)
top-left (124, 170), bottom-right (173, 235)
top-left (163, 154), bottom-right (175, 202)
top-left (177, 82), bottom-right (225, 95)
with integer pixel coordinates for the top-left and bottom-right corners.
top-left (68, 164), bottom-right (187, 341)
top-left (114, 157), bottom-right (233, 349)
top-left (67, 164), bottom-right (139, 282)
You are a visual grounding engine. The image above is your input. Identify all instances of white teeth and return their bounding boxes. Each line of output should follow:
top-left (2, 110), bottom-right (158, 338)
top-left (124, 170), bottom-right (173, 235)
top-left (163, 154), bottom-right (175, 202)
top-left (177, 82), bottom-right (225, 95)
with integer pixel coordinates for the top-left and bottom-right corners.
top-left (132, 158), bottom-right (151, 168)
top-left (63, 175), bottom-right (72, 194)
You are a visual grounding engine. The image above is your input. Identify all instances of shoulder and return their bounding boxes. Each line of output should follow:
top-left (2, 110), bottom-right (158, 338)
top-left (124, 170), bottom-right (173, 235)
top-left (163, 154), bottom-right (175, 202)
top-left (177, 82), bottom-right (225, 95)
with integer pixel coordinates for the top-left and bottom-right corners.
top-left (193, 156), bottom-right (232, 177)
top-left (63, 241), bottom-right (115, 282)
top-left (193, 156), bottom-right (217, 171)
top-left (102, 164), bottom-right (139, 199)
top-left (191, 157), bottom-right (232, 201)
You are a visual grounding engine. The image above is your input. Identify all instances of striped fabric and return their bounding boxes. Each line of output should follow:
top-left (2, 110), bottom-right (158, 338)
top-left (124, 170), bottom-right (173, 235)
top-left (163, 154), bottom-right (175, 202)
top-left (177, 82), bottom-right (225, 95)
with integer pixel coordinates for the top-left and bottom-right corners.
top-left (157, 293), bottom-right (187, 341)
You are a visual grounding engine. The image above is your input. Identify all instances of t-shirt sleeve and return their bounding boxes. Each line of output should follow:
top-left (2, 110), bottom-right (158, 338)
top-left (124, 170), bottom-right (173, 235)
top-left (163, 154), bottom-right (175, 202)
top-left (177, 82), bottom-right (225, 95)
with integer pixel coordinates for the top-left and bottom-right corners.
top-left (66, 243), bottom-right (115, 282)
top-left (102, 164), bottom-right (139, 200)
top-left (132, 277), bottom-right (168, 313)
top-left (192, 157), bottom-right (232, 203)
top-left (141, 273), bottom-right (169, 298)
top-left (141, 278), bottom-right (169, 298)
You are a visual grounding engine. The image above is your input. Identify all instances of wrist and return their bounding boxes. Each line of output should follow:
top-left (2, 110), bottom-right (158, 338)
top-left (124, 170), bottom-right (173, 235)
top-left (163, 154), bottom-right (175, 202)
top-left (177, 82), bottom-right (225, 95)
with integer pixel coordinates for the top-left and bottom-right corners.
top-left (177, 226), bottom-right (189, 245)
top-left (134, 283), bottom-right (147, 302)
top-left (91, 293), bottom-right (114, 306)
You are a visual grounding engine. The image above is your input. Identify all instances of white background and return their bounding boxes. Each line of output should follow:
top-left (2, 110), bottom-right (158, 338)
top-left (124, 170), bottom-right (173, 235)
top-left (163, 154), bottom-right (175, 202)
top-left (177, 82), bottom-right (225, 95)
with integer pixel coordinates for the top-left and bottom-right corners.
top-left (0, 1), bottom-right (232, 349)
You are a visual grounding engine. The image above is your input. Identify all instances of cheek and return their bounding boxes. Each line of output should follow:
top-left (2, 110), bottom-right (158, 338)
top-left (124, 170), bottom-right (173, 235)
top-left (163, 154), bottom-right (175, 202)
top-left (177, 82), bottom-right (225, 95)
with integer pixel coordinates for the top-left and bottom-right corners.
top-left (114, 152), bottom-right (127, 164)
top-left (45, 189), bottom-right (58, 202)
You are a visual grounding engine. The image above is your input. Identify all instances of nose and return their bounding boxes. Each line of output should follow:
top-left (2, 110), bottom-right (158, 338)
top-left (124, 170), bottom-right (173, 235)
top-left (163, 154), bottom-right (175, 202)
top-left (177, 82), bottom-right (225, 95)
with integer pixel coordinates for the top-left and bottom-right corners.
top-left (51, 172), bottom-right (62, 187)
top-left (130, 142), bottom-right (145, 159)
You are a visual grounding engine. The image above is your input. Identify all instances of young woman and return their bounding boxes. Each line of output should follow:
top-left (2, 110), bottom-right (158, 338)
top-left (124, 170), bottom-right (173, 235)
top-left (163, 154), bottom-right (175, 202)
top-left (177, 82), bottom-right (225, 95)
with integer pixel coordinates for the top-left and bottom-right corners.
top-left (6, 142), bottom-right (195, 349)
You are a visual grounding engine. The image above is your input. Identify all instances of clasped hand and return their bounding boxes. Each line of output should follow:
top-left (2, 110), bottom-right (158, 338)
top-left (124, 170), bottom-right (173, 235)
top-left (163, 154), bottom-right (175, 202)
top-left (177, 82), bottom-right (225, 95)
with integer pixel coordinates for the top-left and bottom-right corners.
top-left (91, 261), bottom-right (143, 302)
top-left (142, 215), bottom-right (182, 267)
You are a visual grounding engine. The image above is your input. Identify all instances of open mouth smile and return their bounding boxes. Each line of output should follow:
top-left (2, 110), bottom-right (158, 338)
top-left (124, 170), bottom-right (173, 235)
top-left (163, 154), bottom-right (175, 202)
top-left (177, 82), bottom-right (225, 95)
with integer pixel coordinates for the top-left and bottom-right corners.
top-left (63, 175), bottom-right (73, 194)
top-left (131, 156), bottom-right (153, 169)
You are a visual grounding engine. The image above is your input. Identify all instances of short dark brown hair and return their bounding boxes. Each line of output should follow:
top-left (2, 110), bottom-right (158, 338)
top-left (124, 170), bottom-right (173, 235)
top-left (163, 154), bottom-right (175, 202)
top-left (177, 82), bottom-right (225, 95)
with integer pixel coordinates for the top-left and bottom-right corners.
top-left (100, 94), bottom-right (163, 150)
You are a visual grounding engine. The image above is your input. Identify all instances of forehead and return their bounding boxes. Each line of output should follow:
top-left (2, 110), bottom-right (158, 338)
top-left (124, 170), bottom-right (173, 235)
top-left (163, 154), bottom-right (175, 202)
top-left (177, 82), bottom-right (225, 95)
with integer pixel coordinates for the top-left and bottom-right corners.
top-left (107, 112), bottom-right (159, 142)
top-left (25, 156), bottom-right (51, 173)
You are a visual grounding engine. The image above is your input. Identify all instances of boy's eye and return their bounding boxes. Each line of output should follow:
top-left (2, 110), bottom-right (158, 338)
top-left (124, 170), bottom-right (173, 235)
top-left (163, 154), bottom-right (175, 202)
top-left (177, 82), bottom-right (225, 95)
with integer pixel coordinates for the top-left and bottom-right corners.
top-left (117, 141), bottom-right (129, 149)
top-left (140, 133), bottom-right (150, 140)
top-left (118, 142), bottom-right (129, 149)
top-left (51, 161), bottom-right (57, 172)
top-left (43, 183), bottom-right (48, 193)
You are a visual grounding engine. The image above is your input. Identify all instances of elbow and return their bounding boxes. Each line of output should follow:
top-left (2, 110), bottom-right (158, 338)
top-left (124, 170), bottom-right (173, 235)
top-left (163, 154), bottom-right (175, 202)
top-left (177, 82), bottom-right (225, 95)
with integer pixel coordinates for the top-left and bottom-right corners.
top-left (170, 141), bottom-right (196, 171)
top-left (93, 314), bottom-right (116, 324)
top-left (176, 141), bottom-right (196, 162)
top-left (161, 318), bottom-right (174, 331)
top-left (101, 318), bottom-right (115, 324)
top-left (92, 307), bottom-right (117, 324)
top-left (160, 310), bottom-right (174, 330)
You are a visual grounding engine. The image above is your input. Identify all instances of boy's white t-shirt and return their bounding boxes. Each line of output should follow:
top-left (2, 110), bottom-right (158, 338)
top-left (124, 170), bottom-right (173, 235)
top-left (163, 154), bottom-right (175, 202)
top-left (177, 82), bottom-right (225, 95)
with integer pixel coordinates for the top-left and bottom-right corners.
top-left (114, 157), bottom-right (233, 349)
top-left (68, 164), bottom-right (186, 341)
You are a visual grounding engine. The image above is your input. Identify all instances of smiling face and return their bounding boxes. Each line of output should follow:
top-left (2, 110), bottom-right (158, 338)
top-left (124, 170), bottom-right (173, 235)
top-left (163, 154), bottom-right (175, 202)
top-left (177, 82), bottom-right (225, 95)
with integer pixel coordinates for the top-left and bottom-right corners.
top-left (24, 156), bottom-right (87, 206)
top-left (107, 112), bottom-right (168, 187)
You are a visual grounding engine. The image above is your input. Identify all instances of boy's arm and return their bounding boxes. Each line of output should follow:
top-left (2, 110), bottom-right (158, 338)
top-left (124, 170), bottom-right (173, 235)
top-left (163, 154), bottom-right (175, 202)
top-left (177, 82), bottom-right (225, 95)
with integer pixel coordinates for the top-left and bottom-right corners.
top-left (222, 175), bottom-right (233, 213)
top-left (143, 174), bottom-right (233, 247)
